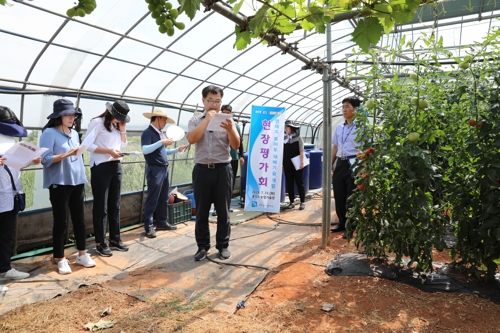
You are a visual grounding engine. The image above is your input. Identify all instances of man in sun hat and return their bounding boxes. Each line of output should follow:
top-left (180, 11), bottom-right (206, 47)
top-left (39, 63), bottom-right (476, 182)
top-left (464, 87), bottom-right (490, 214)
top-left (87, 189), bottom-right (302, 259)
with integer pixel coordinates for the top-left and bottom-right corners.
top-left (141, 108), bottom-right (188, 238)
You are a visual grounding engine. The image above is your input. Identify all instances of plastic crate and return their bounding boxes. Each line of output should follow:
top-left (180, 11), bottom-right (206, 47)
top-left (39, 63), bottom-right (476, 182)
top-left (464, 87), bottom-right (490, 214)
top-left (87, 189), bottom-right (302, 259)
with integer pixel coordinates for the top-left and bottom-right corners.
top-left (168, 200), bottom-right (192, 225)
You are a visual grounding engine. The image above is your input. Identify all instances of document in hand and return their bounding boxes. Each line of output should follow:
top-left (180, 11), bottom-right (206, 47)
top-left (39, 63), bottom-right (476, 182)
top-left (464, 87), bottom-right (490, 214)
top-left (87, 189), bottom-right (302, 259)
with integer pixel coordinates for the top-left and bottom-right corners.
top-left (206, 113), bottom-right (233, 132)
top-left (76, 128), bottom-right (95, 156)
top-left (3, 141), bottom-right (48, 169)
top-left (291, 155), bottom-right (310, 171)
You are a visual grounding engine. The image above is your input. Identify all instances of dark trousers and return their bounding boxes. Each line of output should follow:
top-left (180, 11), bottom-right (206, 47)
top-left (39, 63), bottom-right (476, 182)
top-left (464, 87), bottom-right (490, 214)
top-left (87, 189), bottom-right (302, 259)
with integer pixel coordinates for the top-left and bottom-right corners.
top-left (332, 159), bottom-right (356, 228)
top-left (0, 210), bottom-right (16, 273)
top-left (143, 165), bottom-right (170, 231)
top-left (91, 161), bottom-right (122, 245)
top-left (49, 184), bottom-right (86, 258)
top-left (284, 168), bottom-right (306, 204)
top-left (193, 164), bottom-right (232, 251)
top-left (230, 159), bottom-right (239, 192)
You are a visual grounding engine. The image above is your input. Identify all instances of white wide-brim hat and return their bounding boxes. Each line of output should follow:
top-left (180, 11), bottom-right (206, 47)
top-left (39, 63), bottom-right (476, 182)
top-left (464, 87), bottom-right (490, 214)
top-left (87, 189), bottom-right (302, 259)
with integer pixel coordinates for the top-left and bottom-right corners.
top-left (143, 108), bottom-right (175, 124)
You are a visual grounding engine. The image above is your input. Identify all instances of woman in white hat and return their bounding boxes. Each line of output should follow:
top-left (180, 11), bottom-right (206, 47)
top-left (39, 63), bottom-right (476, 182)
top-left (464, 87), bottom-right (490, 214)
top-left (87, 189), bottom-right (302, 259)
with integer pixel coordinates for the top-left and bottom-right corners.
top-left (86, 100), bottom-right (130, 257)
top-left (39, 99), bottom-right (96, 274)
top-left (141, 108), bottom-right (187, 238)
top-left (0, 106), bottom-right (41, 285)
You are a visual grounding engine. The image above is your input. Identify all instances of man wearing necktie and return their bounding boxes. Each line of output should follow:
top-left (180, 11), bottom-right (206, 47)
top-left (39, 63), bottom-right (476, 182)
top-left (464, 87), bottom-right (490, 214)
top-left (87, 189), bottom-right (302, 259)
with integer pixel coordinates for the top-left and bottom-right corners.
top-left (331, 96), bottom-right (362, 239)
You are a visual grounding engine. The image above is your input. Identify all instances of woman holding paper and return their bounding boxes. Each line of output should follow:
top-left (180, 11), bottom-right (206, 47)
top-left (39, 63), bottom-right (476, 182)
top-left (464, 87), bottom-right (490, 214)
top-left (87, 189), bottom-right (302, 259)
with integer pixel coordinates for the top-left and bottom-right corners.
top-left (0, 106), bottom-right (41, 284)
top-left (283, 120), bottom-right (306, 210)
top-left (86, 100), bottom-right (130, 257)
top-left (40, 99), bottom-right (95, 275)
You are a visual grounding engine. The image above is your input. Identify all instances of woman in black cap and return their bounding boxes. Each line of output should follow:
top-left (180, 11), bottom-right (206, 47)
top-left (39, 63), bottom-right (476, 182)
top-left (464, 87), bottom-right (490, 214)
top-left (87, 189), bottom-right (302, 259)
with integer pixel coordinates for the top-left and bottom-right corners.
top-left (86, 100), bottom-right (130, 257)
top-left (0, 106), bottom-right (41, 286)
top-left (39, 99), bottom-right (96, 275)
top-left (283, 120), bottom-right (306, 210)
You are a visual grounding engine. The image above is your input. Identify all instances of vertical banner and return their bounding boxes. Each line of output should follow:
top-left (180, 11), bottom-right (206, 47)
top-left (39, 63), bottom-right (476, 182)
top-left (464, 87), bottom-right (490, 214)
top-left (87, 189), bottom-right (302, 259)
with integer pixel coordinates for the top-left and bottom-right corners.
top-left (244, 105), bottom-right (286, 213)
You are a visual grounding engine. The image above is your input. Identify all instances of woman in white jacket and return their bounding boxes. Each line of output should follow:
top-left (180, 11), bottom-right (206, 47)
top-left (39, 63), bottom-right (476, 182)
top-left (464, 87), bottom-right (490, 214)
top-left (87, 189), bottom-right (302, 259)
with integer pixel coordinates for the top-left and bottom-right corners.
top-left (0, 106), bottom-right (40, 288)
top-left (86, 100), bottom-right (130, 257)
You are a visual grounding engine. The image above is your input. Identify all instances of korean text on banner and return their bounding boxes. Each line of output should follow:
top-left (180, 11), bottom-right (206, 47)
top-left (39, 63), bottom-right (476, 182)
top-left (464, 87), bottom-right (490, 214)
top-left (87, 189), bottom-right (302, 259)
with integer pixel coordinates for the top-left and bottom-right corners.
top-left (244, 106), bottom-right (285, 213)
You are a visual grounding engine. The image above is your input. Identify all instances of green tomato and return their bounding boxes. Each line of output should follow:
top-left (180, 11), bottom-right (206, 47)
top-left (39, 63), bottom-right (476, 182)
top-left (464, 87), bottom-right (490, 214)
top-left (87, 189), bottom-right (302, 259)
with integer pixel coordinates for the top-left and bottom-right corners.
top-left (380, 80), bottom-right (389, 92)
top-left (464, 55), bottom-right (473, 63)
top-left (408, 132), bottom-right (420, 142)
top-left (77, 8), bottom-right (86, 17)
top-left (410, 73), bottom-right (418, 81)
top-left (148, 3), bottom-right (156, 11)
top-left (459, 62), bottom-right (470, 69)
top-left (365, 99), bottom-right (375, 108)
top-left (411, 97), bottom-right (418, 106)
top-left (165, 1), bottom-right (173, 10)
top-left (167, 27), bottom-right (175, 36)
top-left (418, 99), bottom-right (429, 108)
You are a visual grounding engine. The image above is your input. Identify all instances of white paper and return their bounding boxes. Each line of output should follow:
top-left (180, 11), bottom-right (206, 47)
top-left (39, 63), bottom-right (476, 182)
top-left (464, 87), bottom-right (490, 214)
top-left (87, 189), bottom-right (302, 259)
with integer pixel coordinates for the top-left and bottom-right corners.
top-left (206, 113), bottom-right (233, 132)
top-left (166, 125), bottom-right (185, 141)
top-left (291, 155), bottom-right (310, 171)
top-left (3, 142), bottom-right (48, 169)
top-left (76, 128), bottom-right (96, 156)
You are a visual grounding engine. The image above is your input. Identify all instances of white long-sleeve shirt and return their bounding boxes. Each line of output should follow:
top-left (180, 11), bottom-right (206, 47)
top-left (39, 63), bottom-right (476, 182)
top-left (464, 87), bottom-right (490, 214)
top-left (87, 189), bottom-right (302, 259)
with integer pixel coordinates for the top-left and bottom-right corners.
top-left (0, 165), bottom-right (22, 213)
top-left (86, 117), bottom-right (128, 167)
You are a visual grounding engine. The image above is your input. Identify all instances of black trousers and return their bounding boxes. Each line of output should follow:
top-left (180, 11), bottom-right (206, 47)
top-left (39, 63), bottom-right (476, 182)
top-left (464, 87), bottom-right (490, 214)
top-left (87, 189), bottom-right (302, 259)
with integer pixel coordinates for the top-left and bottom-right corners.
top-left (193, 164), bottom-right (232, 251)
top-left (49, 184), bottom-right (86, 258)
top-left (284, 168), bottom-right (306, 204)
top-left (332, 159), bottom-right (356, 228)
top-left (91, 161), bottom-right (122, 245)
top-left (0, 209), bottom-right (16, 273)
top-left (230, 159), bottom-right (239, 192)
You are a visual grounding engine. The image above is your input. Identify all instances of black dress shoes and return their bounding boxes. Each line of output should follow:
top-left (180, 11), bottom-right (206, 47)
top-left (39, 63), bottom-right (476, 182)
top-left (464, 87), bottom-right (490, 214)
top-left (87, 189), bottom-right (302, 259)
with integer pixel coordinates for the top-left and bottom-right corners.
top-left (156, 223), bottom-right (177, 231)
top-left (330, 225), bottom-right (345, 232)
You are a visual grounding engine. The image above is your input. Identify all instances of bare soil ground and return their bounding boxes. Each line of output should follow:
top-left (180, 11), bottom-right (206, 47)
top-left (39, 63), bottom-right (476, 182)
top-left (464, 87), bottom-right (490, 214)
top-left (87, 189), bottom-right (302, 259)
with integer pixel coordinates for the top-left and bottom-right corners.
top-left (1, 232), bottom-right (500, 333)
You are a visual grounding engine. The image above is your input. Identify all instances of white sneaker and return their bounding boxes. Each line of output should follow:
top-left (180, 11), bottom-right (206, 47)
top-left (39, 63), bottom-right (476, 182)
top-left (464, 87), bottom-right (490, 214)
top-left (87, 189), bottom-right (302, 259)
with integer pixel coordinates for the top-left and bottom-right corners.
top-left (0, 285), bottom-right (8, 291)
top-left (76, 253), bottom-right (96, 268)
top-left (57, 259), bottom-right (72, 275)
top-left (3, 268), bottom-right (30, 280)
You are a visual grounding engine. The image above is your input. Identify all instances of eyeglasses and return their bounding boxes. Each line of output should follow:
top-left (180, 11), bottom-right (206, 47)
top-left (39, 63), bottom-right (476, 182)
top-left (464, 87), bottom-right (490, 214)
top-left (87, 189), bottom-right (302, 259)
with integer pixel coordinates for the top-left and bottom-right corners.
top-left (205, 99), bottom-right (222, 105)
top-left (342, 105), bottom-right (353, 110)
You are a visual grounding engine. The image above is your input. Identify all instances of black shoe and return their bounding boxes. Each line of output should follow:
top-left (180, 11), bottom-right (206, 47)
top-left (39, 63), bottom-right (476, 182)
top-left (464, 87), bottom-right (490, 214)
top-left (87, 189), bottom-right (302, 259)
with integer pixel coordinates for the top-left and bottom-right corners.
top-left (156, 223), bottom-right (177, 231)
top-left (219, 248), bottom-right (231, 260)
top-left (299, 203), bottom-right (305, 210)
top-left (330, 225), bottom-right (345, 232)
top-left (96, 243), bottom-right (113, 257)
top-left (109, 240), bottom-right (129, 252)
top-left (146, 228), bottom-right (157, 238)
top-left (287, 202), bottom-right (295, 209)
top-left (194, 248), bottom-right (210, 261)
top-left (342, 231), bottom-right (348, 239)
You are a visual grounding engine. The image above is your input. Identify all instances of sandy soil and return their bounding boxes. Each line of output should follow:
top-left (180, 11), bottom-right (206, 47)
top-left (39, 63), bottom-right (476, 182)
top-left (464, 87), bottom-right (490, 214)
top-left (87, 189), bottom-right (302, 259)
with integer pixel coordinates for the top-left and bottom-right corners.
top-left (2, 229), bottom-right (500, 333)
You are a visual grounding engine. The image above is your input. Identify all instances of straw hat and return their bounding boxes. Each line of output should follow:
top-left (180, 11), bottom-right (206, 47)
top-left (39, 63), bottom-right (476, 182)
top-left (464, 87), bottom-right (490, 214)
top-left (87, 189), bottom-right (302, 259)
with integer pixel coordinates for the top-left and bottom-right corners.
top-left (142, 108), bottom-right (175, 124)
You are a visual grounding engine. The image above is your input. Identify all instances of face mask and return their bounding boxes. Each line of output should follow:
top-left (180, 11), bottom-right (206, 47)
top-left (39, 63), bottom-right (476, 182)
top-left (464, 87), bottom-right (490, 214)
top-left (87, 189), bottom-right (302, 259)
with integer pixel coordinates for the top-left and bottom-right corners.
top-left (0, 133), bottom-right (15, 155)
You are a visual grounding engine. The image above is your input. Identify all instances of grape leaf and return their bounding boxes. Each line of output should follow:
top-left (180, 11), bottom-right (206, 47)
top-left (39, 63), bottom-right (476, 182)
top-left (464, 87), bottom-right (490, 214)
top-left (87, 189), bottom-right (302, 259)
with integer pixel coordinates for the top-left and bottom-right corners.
top-left (233, 0), bottom-right (244, 14)
top-left (352, 17), bottom-right (384, 52)
top-left (179, 0), bottom-right (202, 20)
top-left (249, 5), bottom-right (269, 38)
top-left (276, 16), bottom-right (298, 33)
top-left (234, 26), bottom-right (251, 50)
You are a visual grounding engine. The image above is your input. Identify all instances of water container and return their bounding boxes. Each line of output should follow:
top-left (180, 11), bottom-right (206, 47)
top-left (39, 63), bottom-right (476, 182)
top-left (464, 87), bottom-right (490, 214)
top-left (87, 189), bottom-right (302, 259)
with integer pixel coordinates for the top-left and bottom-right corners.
top-left (183, 189), bottom-right (196, 217)
top-left (309, 149), bottom-right (323, 189)
top-left (304, 143), bottom-right (315, 151)
top-left (240, 153), bottom-right (248, 207)
top-left (183, 190), bottom-right (195, 208)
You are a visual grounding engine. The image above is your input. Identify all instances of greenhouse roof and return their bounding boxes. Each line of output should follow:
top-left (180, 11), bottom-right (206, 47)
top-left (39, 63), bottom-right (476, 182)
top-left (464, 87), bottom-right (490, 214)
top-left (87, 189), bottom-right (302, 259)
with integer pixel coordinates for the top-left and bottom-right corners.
top-left (1, 0), bottom-right (499, 130)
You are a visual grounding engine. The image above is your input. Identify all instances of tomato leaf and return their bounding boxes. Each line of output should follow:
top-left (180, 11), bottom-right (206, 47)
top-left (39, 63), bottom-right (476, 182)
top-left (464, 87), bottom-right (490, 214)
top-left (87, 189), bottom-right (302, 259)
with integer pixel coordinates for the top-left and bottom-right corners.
top-left (233, 0), bottom-right (245, 14)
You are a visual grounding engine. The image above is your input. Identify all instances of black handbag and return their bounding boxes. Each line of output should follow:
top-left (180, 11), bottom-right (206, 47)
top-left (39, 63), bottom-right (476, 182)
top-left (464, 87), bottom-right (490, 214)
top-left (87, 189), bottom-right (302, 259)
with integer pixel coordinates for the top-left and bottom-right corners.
top-left (4, 165), bottom-right (26, 213)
